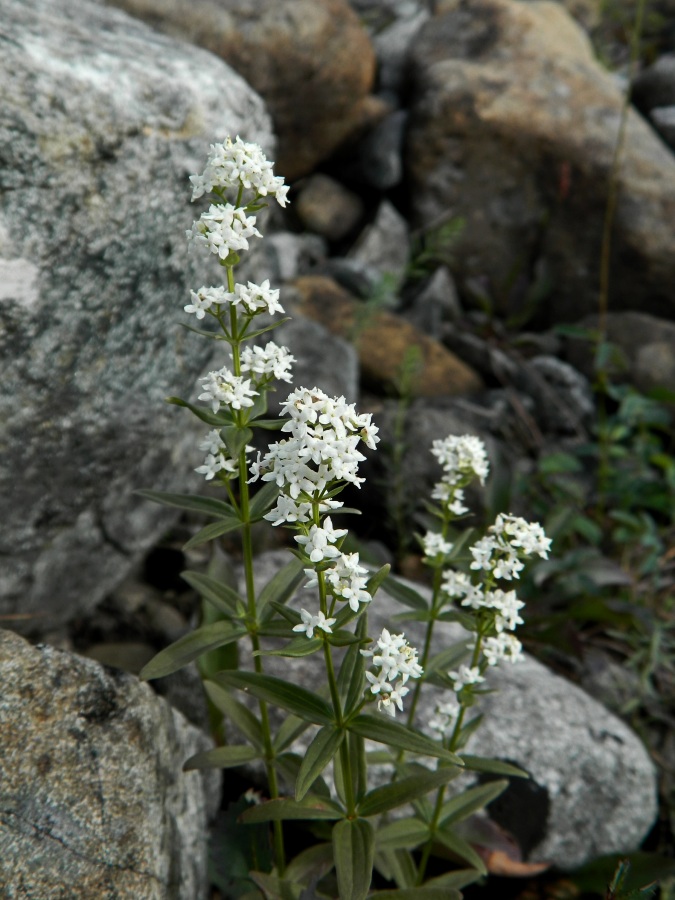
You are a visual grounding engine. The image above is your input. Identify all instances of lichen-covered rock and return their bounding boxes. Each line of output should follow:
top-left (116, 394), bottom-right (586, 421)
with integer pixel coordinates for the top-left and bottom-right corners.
top-left (0, 0), bottom-right (274, 631)
top-left (406, 0), bottom-right (675, 324)
top-left (104, 0), bottom-right (379, 179)
top-left (0, 629), bottom-right (220, 899)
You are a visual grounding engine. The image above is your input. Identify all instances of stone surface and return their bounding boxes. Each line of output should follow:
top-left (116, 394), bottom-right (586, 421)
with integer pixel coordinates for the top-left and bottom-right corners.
top-left (294, 174), bottom-right (365, 241)
top-left (0, 628), bottom-right (220, 899)
top-left (406, 265), bottom-right (463, 337)
top-left (373, 9), bottom-right (430, 97)
top-left (650, 105), bottom-right (675, 147)
top-left (105, 0), bottom-right (379, 180)
top-left (563, 311), bottom-right (675, 393)
top-left (0, 0), bottom-right (274, 632)
top-left (238, 553), bottom-right (658, 871)
top-left (406, 0), bottom-right (675, 323)
top-left (351, 109), bottom-right (408, 189)
top-left (293, 276), bottom-right (484, 396)
top-left (348, 199), bottom-right (411, 291)
top-left (632, 52), bottom-right (675, 113)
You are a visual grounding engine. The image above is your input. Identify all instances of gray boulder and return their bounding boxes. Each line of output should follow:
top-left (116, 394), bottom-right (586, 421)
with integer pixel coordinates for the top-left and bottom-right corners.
top-left (406, 0), bottom-right (675, 323)
top-left (0, 0), bottom-right (275, 632)
top-left (0, 628), bottom-right (220, 899)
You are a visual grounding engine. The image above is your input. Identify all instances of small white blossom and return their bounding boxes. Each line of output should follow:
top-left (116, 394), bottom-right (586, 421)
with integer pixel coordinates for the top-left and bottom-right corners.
top-left (184, 285), bottom-right (233, 319)
top-left (361, 629), bottom-right (424, 684)
top-left (448, 664), bottom-right (485, 693)
top-left (421, 531), bottom-right (453, 561)
top-left (490, 514), bottom-right (551, 559)
top-left (187, 204), bottom-right (261, 260)
top-left (264, 494), bottom-right (312, 526)
top-left (431, 434), bottom-right (489, 486)
top-left (323, 552), bottom-right (371, 611)
top-left (429, 699), bottom-right (460, 736)
top-left (482, 633), bottom-right (523, 666)
top-left (198, 367), bottom-right (257, 413)
top-left (294, 517), bottom-right (347, 563)
top-left (233, 280), bottom-right (285, 316)
top-left (292, 608), bottom-right (336, 639)
top-left (190, 136), bottom-right (289, 207)
top-left (240, 342), bottom-right (295, 383)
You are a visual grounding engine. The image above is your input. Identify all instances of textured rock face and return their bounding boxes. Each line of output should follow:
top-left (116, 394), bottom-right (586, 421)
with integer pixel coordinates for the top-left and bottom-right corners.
top-left (293, 275), bottom-right (483, 396)
top-left (104, 0), bottom-right (378, 179)
top-left (406, 0), bottom-right (675, 324)
top-left (0, 0), bottom-right (274, 630)
top-left (0, 629), bottom-right (220, 899)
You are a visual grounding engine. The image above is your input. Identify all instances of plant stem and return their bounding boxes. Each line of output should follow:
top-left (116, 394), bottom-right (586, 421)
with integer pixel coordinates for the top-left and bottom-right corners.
top-left (596, 0), bottom-right (646, 514)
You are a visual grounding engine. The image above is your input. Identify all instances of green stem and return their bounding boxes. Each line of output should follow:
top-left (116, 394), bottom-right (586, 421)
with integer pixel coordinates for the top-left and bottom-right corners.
top-left (596, 0), bottom-right (646, 516)
top-left (416, 630), bottom-right (485, 886)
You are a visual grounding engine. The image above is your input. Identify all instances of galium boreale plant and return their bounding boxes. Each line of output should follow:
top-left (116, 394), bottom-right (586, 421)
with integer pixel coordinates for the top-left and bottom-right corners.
top-left (138, 137), bottom-right (551, 899)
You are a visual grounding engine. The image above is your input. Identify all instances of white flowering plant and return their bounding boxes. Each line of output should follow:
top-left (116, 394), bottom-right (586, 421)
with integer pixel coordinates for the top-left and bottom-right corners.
top-left (138, 137), bottom-right (551, 898)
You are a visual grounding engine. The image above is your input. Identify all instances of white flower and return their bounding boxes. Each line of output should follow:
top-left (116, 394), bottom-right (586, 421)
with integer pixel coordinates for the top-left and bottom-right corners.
top-left (490, 514), bottom-right (551, 559)
top-left (324, 552), bottom-right (371, 611)
top-left (448, 664), bottom-right (484, 693)
top-left (233, 280), bottom-right (285, 316)
top-left (199, 429), bottom-right (226, 456)
top-left (240, 342), bottom-right (295, 383)
top-left (190, 136), bottom-right (289, 207)
top-left (431, 481), bottom-right (470, 517)
top-left (198, 367), bottom-right (257, 413)
top-left (294, 517), bottom-right (347, 563)
top-left (292, 608), bottom-right (336, 639)
top-left (421, 530), bottom-right (453, 561)
top-left (431, 434), bottom-right (489, 485)
top-left (488, 589), bottom-right (525, 632)
top-left (187, 204), bottom-right (261, 260)
top-left (429, 699), bottom-right (460, 735)
top-left (482, 633), bottom-right (523, 666)
top-left (361, 629), bottom-right (424, 684)
top-left (469, 535), bottom-right (497, 572)
top-left (184, 285), bottom-right (233, 319)
top-left (377, 682), bottom-right (410, 717)
top-left (264, 494), bottom-right (312, 526)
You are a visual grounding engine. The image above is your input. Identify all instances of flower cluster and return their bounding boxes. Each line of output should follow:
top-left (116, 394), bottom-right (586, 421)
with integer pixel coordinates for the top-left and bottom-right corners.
top-left (240, 341), bottom-right (295, 385)
top-left (250, 387), bottom-right (379, 517)
top-left (198, 367), bottom-right (257, 414)
top-left (194, 429), bottom-right (241, 481)
top-left (469, 513), bottom-right (551, 580)
top-left (362, 629), bottom-right (424, 717)
top-left (187, 203), bottom-right (261, 260)
top-left (292, 609), bottom-right (336, 639)
top-left (431, 434), bottom-right (489, 487)
top-left (190, 136), bottom-right (289, 207)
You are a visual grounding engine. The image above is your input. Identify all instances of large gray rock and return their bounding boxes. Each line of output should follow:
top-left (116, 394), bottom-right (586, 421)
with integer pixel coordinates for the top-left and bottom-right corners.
top-left (0, 0), bottom-right (275, 632)
top-left (0, 628), bottom-right (220, 899)
top-left (234, 552), bottom-right (657, 870)
top-left (103, 0), bottom-right (380, 180)
top-left (406, 0), bottom-right (675, 324)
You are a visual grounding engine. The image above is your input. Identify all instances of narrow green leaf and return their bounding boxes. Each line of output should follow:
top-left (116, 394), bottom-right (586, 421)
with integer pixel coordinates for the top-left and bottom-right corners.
top-left (203, 680), bottom-right (263, 749)
top-left (375, 849), bottom-right (417, 889)
top-left (424, 869), bottom-right (484, 890)
top-left (284, 842), bottom-right (334, 884)
top-left (249, 418), bottom-right (286, 430)
top-left (434, 825), bottom-right (487, 875)
top-left (183, 744), bottom-right (259, 771)
top-left (135, 489), bottom-right (236, 519)
top-left (439, 779), bottom-right (508, 826)
top-left (296, 726), bottom-right (345, 801)
top-left (348, 715), bottom-right (463, 764)
top-left (243, 317), bottom-right (292, 341)
top-left (182, 517), bottom-right (242, 550)
top-left (365, 563), bottom-right (391, 598)
top-left (167, 396), bottom-right (232, 426)
top-left (249, 480), bottom-right (281, 521)
top-left (460, 755), bottom-right (528, 778)
top-left (375, 818), bottom-right (430, 851)
top-left (260, 636), bottom-right (323, 658)
top-left (222, 424), bottom-right (254, 458)
top-left (381, 574), bottom-right (428, 611)
top-left (244, 389), bottom-right (268, 422)
top-left (181, 570), bottom-right (244, 616)
top-left (211, 670), bottom-right (333, 725)
top-left (240, 797), bottom-right (343, 823)
top-left (276, 751), bottom-right (332, 800)
top-left (273, 714), bottom-right (313, 753)
top-left (338, 616), bottom-right (367, 714)
top-left (358, 767), bottom-right (460, 818)
top-left (258, 556), bottom-right (306, 618)
top-left (332, 818), bottom-right (374, 900)
top-left (140, 621), bottom-right (246, 680)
